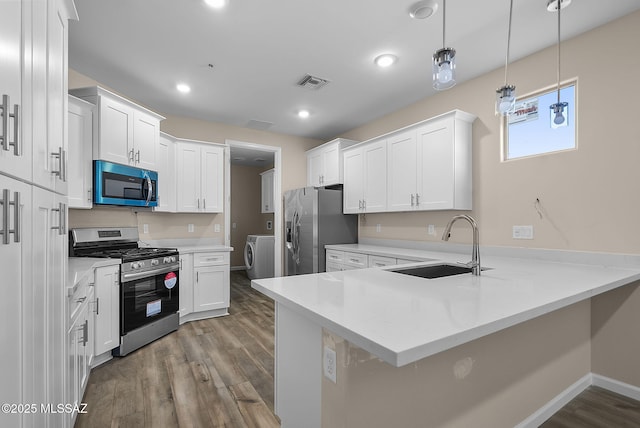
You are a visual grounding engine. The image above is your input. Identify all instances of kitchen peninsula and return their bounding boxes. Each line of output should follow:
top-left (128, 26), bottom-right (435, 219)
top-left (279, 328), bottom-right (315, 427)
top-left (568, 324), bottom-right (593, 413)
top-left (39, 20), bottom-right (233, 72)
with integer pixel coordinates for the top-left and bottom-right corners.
top-left (252, 245), bottom-right (640, 428)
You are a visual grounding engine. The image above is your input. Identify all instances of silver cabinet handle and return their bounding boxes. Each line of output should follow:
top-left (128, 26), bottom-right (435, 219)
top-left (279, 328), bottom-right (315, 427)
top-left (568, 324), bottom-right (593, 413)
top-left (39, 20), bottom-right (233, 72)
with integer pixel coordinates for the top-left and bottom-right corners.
top-left (411, 194), bottom-right (415, 206)
top-left (415, 193), bottom-right (420, 206)
top-left (51, 202), bottom-right (66, 235)
top-left (363, 200), bottom-right (366, 211)
top-left (83, 320), bottom-right (88, 346)
top-left (51, 147), bottom-right (66, 181)
top-left (203, 198), bottom-right (206, 210)
top-left (1, 94), bottom-right (20, 155)
top-left (87, 189), bottom-right (92, 202)
top-left (358, 200), bottom-right (362, 210)
top-left (135, 150), bottom-right (140, 164)
top-left (95, 297), bottom-right (100, 315)
top-left (128, 148), bottom-right (135, 163)
top-left (197, 198), bottom-right (200, 209)
top-left (1, 189), bottom-right (20, 244)
top-left (144, 172), bottom-right (152, 206)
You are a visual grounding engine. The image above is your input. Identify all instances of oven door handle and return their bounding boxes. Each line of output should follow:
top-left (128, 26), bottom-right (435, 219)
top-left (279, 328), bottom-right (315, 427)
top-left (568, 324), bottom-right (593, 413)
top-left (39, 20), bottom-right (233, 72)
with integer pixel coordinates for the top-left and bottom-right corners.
top-left (121, 265), bottom-right (179, 283)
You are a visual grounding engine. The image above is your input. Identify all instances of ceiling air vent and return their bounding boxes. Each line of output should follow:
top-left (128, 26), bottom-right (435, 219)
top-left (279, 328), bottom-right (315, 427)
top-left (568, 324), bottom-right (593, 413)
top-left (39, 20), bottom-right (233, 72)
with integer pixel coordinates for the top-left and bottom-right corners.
top-left (297, 74), bottom-right (330, 90)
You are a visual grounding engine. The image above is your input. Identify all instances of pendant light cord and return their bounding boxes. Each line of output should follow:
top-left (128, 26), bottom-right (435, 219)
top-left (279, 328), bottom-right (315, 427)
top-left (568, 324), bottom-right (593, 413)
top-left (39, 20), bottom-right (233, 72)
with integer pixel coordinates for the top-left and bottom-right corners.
top-left (504, 0), bottom-right (514, 85)
top-left (556, 0), bottom-right (561, 104)
top-left (442, 0), bottom-right (446, 48)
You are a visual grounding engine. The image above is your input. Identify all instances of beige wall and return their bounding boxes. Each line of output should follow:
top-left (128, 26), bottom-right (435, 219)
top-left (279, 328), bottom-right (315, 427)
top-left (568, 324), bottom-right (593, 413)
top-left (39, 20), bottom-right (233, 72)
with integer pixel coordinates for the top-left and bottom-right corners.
top-left (338, 11), bottom-right (640, 255)
top-left (68, 69), bottom-right (320, 239)
top-left (322, 300), bottom-right (591, 428)
top-left (230, 164), bottom-right (274, 267)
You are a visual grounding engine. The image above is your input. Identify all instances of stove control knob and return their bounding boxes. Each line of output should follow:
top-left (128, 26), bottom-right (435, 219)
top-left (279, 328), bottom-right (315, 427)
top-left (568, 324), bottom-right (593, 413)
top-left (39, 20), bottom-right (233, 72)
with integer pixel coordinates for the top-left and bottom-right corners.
top-left (151, 259), bottom-right (159, 266)
top-left (130, 262), bottom-right (140, 270)
top-left (170, 256), bottom-right (177, 263)
top-left (163, 257), bottom-right (170, 263)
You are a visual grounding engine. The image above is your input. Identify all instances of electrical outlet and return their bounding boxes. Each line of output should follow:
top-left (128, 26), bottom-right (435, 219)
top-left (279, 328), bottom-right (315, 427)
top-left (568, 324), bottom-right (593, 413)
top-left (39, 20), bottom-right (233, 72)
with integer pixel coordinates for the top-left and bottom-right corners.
top-left (376, 224), bottom-right (381, 233)
top-left (323, 346), bottom-right (337, 383)
top-left (428, 224), bottom-right (436, 236)
top-left (266, 221), bottom-right (273, 230)
top-left (512, 225), bottom-right (534, 239)
top-left (214, 224), bottom-right (221, 233)
top-left (188, 224), bottom-right (194, 233)
top-left (143, 224), bottom-right (149, 234)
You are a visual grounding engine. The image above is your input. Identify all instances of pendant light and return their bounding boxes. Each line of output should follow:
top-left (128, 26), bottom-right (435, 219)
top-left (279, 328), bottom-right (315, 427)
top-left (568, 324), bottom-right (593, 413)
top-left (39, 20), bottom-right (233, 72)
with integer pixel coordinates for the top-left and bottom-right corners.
top-left (432, 0), bottom-right (456, 90)
top-left (496, 0), bottom-right (516, 116)
top-left (549, 0), bottom-right (568, 126)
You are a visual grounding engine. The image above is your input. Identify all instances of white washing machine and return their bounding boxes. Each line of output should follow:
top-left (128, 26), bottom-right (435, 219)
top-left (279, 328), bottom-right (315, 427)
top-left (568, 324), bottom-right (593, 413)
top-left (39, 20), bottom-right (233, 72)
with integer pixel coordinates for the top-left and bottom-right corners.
top-left (244, 235), bottom-right (275, 279)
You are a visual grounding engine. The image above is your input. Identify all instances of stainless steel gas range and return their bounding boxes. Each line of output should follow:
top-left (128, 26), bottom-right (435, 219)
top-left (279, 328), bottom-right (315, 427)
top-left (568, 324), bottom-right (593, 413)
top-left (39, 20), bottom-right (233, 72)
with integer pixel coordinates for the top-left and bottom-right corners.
top-left (70, 227), bottom-right (179, 356)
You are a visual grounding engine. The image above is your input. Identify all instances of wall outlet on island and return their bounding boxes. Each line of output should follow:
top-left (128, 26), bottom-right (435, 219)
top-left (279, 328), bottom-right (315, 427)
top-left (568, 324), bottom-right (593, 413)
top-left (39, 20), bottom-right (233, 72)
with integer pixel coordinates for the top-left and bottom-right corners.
top-left (188, 224), bottom-right (194, 233)
top-left (323, 346), bottom-right (337, 383)
top-left (428, 224), bottom-right (436, 236)
top-left (143, 224), bottom-right (149, 234)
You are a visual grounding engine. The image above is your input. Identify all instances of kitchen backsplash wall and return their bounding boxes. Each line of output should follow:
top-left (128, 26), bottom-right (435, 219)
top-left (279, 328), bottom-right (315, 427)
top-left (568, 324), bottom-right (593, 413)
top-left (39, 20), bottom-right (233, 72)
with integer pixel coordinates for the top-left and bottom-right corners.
top-left (340, 10), bottom-right (640, 255)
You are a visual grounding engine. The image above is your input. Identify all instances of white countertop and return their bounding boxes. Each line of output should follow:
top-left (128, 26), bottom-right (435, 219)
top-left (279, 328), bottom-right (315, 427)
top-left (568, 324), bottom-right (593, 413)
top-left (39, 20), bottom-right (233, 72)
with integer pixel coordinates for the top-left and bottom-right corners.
top-left (252, 248), bottom-right (640, 367)
top-left (68, 257), bottom-right (121, 295)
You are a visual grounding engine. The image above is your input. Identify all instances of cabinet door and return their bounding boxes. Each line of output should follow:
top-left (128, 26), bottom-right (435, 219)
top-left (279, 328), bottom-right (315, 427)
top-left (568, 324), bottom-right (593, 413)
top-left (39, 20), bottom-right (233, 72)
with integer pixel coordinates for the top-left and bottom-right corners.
top-left (94, 264), bottom-right (120, 356)
top-left (387, 130), bottom-right (417, 212)
top-left (179, 253), bottom-right (193, 318)
top-left (307, 150), bottom-right (323, 187)
top-left (176, 142), bottom-right (201, 212)
top-left (416, 118), bottom-right (455, 210)
top-left (155, 134), bottom-right (176, 212)
top-left (133, 110), bottom-right (159, 170)
top-left (0, 0), bottom-right (31, 181)
top-left (194, 265), bottom-right (229, 312)
top-left (0, 176), bottom-right (31, 426)
top-left (363, 140), bottom-right (387, 212)
top-left (68, 96), bottom-right (94, 209)
top-left (342, 148), bottom-right (363, 214)
top-left (321, 143), bottom-right (341, 185)
top-left (201, 145), bottom-right (224, 213)
top-left (97, 95), bottom-right (134, 165)
top-left (261, 169), bottom-right (274, 213)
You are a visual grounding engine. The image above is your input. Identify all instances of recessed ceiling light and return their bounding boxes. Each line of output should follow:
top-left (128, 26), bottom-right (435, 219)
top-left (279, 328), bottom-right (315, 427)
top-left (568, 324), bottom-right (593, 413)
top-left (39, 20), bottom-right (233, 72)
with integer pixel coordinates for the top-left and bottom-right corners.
top-left (204, 0), bottom-right (227, 9)
top-left (408, 0), bottom-right (438, 19)
top-left (374, 54), bottom-right (398, 68)
top-left (298, 110), bottom-right (310, 119)
top-left (546, 0), bottom-right (571, 12)
top-left (176, 83), bottom-right (191, 94)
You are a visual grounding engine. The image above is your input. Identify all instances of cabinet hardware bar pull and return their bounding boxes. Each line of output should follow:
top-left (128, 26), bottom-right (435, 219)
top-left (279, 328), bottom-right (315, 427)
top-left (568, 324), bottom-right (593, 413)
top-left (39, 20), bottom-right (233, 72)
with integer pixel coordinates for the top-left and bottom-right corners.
top-left (62, 149), bottom-right (67, 182)
top-left (88, 189), bottom-right (92, 202)
top-left (10, 191), bottom-right (19, 243)
top-left (416, 193), bottom-right (420, 206)
top-left (51, 202), bottom-right (66, 235)
top-left (411, 194), bottom-right (415, 206)
top-left (135, 150), bottom-right (140, 164)
top-left (129, 149), bottom-right (135, 162)
top-left (83, 320), bottom-right (88, 346)
top-left (51, 147), bottom-right (64, 179)
top-left (1, 189), bottom-right (8, 245)
top-left (197, 198), bottom-right (200, 209)
top-left (1, 95), bottom-right (20, 155)
top-left (203, 198), bottom-right (206, 210)
top-left (96, 297), bottom-right (99, 315)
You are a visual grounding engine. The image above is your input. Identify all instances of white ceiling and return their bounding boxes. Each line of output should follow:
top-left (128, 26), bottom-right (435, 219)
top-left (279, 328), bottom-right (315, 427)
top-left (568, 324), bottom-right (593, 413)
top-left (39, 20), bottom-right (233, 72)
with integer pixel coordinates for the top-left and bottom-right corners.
top-left (69, 0), bottom-right (640, 142)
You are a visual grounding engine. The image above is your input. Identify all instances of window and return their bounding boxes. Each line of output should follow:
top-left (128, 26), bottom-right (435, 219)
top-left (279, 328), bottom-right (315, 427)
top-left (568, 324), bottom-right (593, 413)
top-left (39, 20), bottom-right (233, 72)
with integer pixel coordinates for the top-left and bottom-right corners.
top-left (504, 82), bottom-right (576, 160)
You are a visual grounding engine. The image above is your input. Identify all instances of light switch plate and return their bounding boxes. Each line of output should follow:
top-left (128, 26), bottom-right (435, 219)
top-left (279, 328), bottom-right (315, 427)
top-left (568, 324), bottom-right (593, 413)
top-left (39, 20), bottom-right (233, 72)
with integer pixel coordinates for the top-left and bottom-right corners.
top-left (323, 346), bottom-right (337, 383)
top-left (214, 224), bottom-right (221, 233)
top-left (188, 224), bottom-right (194, 233)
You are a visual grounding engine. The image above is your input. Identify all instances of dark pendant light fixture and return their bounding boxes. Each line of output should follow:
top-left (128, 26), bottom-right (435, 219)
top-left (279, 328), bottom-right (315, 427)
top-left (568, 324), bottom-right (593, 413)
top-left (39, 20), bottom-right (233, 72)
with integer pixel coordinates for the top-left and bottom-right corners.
top-left (496, 0), bottom-right (516, 116)
top-left (432, 0), bottom-right (456, 90)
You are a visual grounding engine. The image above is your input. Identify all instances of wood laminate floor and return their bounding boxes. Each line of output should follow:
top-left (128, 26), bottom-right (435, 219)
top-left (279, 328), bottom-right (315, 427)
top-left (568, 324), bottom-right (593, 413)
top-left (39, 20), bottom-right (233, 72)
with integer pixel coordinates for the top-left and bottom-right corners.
top-left (77, 271), bottom-right (640, 428)
top-left (76, 271), bottom-right (280, 428)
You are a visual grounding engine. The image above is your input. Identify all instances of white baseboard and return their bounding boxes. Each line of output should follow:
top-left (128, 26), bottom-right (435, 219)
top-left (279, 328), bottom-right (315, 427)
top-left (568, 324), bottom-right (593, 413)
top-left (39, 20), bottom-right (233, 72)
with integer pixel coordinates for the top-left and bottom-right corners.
top-left (515, 374), bottom-right (592, 428)
top-left (517, 373), bottom-right (640, 427)
top-left (592, 373), bottom-right (640, 401)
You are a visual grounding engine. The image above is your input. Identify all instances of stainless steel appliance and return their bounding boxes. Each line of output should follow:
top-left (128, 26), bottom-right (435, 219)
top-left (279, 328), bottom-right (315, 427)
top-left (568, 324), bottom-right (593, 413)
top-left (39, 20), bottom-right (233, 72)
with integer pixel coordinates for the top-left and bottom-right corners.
top-left (70, 227), bottom-right (179, 356)
top-left (284, 187), bottom-right (357, 275)
top-left (94, 160), bottom-right (158, 207)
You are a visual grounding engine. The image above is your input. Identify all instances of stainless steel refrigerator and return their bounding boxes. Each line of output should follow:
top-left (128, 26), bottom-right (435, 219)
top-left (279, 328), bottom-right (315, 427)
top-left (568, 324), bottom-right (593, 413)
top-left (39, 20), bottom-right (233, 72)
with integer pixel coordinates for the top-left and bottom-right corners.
top-left (284, 187), bottom-right (358, 275)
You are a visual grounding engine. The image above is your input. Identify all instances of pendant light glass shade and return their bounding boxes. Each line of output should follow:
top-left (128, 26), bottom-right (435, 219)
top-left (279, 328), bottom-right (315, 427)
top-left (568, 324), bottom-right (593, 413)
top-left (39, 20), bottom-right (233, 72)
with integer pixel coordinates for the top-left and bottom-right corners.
top-left (496, 0), bottom-right (516, 116)
top-left (549, 0), bottom-right (568, 126)
top-left (433, 48), bottom-right (456, 90)
top-left (432, 0), bottom-right (456, 91)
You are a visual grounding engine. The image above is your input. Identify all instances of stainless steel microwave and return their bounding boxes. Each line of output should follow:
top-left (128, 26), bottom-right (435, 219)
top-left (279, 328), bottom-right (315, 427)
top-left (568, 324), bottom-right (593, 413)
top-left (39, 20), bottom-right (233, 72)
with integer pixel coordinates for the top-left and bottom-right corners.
top-left (94, 160), bottom-right (158, 207)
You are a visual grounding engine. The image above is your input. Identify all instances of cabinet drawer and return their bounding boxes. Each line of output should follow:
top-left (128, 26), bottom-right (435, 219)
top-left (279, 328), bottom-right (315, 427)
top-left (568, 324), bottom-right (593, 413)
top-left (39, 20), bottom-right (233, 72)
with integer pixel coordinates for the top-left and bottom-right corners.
top-left (396, 258), bottom-right (421, 265)
top-left (325, 261), bottom-right (343, 272)
top-left (342, 252), bottom-right (368, 269)
top-left (194, 252), bottom-right (229, 267)
top-left (326, 250), bottom-right (344, 264)
top-left (69, 273), bottom-right (94, 321)
top-left (368, 255), bottom-right (397, 268)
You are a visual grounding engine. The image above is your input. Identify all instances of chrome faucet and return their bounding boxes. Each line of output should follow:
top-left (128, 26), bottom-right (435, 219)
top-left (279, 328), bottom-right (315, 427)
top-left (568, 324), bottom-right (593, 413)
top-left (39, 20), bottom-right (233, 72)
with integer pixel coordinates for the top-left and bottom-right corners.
top-left (442, 214), bottom-right (481, 276)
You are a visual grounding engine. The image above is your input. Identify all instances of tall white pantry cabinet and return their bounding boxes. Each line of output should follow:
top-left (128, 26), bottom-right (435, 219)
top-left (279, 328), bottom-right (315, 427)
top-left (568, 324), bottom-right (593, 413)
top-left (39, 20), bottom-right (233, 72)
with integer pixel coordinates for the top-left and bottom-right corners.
top-left (0, 1), bottom-right (77, 427)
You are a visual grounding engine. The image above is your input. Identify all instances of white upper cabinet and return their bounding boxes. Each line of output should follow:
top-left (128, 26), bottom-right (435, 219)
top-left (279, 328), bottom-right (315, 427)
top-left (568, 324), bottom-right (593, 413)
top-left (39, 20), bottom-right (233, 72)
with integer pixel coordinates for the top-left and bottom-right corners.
top-left (415, 111), bottom-right (474, 210)
top-left (343, 139), bottom-right (387, 214)
top-left (343, 110), bottom-right (475, 214)
top-left (69, 86), bottom-right (164, 171)
top-left (67, 95), bottom-right (94, 209)
top-left (306, 138), bottom-right (358, 187)
top-left (261, 168), bottom-right (275, 213)
top-left (176, 140), bottom-right (224, 213)
top-left (155, 132), bottom-right (177, 212)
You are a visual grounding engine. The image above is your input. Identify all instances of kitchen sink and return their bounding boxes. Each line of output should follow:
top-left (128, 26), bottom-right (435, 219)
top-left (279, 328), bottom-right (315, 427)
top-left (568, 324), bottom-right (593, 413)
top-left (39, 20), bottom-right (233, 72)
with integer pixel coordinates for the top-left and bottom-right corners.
top-left (389, 263), bottom-right (475, 279)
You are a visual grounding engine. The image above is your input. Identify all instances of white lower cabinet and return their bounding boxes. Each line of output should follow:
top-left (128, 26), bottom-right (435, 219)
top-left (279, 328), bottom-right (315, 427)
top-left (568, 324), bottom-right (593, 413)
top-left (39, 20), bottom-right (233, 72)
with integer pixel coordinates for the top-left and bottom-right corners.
top-left (179, 251), bottom-right (230, 322)
top-left (326, 249), bottom-right (421, 271)
top-left (94, 264), bottom-right (120, 360)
